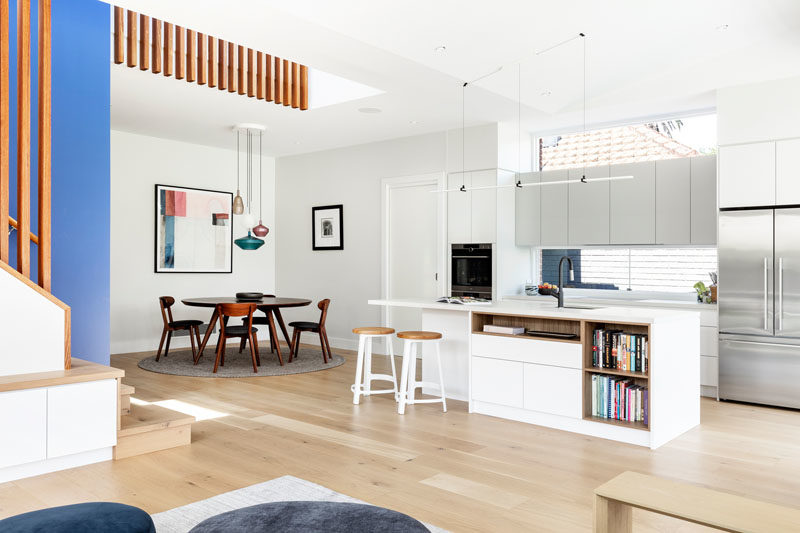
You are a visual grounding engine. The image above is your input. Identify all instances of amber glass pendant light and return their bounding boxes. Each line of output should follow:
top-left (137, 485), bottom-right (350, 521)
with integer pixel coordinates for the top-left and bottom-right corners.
top-left (232, 129), bottom-right (245, 215)
top-left (252, 130), bottom-right (269, 237)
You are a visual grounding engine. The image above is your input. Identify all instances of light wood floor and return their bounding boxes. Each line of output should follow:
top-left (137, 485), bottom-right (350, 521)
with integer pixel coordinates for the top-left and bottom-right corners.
top-left (2, 344), bottom-right (800, 532)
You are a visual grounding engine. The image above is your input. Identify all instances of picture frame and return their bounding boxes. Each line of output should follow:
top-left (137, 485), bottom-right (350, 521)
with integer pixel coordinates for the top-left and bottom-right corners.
top-left (154, 184), bottom-right (233, 273)
top-left (312, 204), bottom-right (344, 251)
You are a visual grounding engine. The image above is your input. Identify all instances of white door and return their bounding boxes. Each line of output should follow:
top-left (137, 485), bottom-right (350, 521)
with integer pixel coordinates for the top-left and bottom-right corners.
top-left (388, 181), bottom-right (440, 354)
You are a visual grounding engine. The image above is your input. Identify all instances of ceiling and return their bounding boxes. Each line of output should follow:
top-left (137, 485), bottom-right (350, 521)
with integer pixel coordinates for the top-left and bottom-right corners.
top-left (108, 0), bottom-right (800, 157)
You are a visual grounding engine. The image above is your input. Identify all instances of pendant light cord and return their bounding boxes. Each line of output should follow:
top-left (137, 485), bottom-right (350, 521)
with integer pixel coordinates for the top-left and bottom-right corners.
top-left (581, 32), bottom-right (586, 182)
top-left (259, 131), bottom-right (263, 219)
top-left (236, 130), bottom-right (240, 190)
top-left (462, 81), bottom-right (466, 191)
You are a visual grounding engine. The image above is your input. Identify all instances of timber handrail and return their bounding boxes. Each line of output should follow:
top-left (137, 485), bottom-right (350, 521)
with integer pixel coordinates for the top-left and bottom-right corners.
top-left (7, 215), bottom-right (39, 245)
top-left (594, 471), bottom-right (800, 533)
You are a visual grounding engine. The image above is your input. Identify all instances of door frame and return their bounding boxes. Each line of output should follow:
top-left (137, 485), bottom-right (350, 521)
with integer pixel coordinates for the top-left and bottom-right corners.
top-left (380, 172), bottom-right (447, 352)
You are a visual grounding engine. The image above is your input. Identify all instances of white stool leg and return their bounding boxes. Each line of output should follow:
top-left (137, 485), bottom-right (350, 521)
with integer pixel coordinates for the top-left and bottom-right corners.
top-left (436, 341), bottom-right (447, 412)
top-left (388, 336), bottom-right (398, 400)
top-left (364, 336), bottom-right (373, 397)
top-left (351, 334), bottom-right (365, 404)
top-left (407, 341), bottom-right (418, 405)
top-left (397, 340), bottom-right (411, 414)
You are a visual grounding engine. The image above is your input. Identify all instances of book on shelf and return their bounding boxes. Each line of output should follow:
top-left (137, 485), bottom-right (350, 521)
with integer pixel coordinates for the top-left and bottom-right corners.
top-left (591, 374), bottom-right (648, 425)
top-left (592, 328), bottom-right (648, 373)
top-left (483, 325), bottom-right (525, 335)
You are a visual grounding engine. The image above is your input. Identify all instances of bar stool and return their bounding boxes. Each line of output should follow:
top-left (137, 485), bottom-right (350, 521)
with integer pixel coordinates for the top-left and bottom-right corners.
top-left (396, 331), bottom-right (446, 414)
top-left (351, 327), bottom-right (398, 404)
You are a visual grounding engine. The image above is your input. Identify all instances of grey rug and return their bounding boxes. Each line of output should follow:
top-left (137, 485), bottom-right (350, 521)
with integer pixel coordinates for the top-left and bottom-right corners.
top-left (138, 345), bottom-right (344, 378)
top-left (152, 475), bottom-right (447, 533)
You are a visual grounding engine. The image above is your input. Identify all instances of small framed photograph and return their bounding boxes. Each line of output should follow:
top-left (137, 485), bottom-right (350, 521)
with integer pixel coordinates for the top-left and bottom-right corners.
top-left (312, 204), bottom-right (344, 250)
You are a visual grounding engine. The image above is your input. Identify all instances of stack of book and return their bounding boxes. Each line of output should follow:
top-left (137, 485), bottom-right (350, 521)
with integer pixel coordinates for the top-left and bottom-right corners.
top-left (591, 328), bottom-right (648, 373)
top-left (590, 374), bottom-right (648, 425)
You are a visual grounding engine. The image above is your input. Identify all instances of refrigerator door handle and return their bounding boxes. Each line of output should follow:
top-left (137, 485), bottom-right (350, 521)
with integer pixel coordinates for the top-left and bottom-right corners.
top-left (778, 257), bottom-right (784, 332)
top-left (764, 257), bottom-right (769, 331)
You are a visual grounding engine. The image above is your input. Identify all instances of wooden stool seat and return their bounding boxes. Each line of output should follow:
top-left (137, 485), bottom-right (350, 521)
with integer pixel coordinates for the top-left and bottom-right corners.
top-left (352, 326), bottom-right (395, 335)
top-left (396, 330), bottom-right (442, 340)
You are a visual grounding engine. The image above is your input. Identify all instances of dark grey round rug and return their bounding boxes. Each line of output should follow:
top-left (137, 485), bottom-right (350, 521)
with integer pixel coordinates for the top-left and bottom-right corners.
top-left (138, 345), bottom-right (344, 378)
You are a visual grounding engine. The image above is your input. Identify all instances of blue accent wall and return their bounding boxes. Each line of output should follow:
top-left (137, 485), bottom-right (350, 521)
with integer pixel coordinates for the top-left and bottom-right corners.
top-left (7, 0), bottom-right (110, 365)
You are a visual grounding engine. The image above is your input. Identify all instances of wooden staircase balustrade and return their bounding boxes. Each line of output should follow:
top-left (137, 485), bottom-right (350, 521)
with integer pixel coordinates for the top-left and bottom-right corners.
top-left (111, 6), bottom-right (310, 110)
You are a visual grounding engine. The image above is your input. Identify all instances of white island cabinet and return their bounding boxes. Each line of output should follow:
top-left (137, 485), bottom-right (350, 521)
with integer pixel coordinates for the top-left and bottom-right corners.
top-left (368, 298), bottom-right (700, 449)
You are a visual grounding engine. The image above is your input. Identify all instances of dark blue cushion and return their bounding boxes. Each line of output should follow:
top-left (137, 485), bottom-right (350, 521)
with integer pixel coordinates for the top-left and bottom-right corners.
top-left (189, 501), bottom-right (429, 532)
top-left (0, 502), bottom-right (155, 533)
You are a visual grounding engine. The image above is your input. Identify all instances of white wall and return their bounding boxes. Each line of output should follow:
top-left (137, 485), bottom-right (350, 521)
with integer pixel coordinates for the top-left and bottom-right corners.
top-left (276, 132), bottom-right (447, 350)
top-left (0, 266), bottom-right (65, 376)
top-left (718, 75), bottom-right (800, 145)
top-left (110, 130), bottom-right (276, 354)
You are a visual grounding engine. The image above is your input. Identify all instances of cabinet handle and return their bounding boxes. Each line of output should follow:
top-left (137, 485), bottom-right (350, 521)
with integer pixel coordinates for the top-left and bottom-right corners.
top-left (764, 257), bottom-right (769, 331)
top-left (778, 257), bottom-right (784, 332)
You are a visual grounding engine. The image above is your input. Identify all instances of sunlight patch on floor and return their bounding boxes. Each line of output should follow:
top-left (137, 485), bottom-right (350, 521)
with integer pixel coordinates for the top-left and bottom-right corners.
top-left (128, 397), bottom-right (229, 421)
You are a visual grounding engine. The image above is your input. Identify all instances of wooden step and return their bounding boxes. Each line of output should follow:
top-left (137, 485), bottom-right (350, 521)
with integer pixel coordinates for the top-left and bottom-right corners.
top-left (119, 382), bottom-right (135, 415)
top-left (114, 403), bottom-right (194, 460)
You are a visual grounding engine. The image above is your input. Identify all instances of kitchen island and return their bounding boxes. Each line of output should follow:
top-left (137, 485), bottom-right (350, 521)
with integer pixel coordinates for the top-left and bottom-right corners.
top-left (369, 298), bottom-right (700, 449)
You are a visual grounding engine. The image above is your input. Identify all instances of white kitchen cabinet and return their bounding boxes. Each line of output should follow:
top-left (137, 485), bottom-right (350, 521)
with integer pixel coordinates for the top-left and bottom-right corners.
top-left (568, 166), bottom-right (610, 245)
top-left (0, 388), bottom-right (47, 469)
top-left (515, 171), bottom-right (540, 246)
top-left (470, 170), bottom-right (498, 244)
top-left (523, 364), bottom-right (581, 418)
top-left (610, 161), bottom-right (656, 244)
top-left (776, 138), bottom-right (800, 205)
top-left (447, 172), bottom-right (471, 243)
top-left (47, 380), bottom-right (117, 459)
top-left (691, 155), bottom-right (718, 245)
top-left (700, 355), bottom-right (719, 387)
top-left (471, 356), bottom-right (524, 408)
top-left (655, 158), bottom-right (691, 244)
top-left (540, 169), bottom-right (569, 246)
top-left (471, 334), bottom-right (581, 368)
top-left (719, 142), bottom-right (775, 208)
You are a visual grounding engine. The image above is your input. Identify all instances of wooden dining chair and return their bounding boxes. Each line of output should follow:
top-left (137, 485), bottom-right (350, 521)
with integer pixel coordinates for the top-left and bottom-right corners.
top-left (156, 296), bottom-right (203, 362)
top-left (288, 299), bottom-right (332, 364)
top-left (241, 294), bottom-right (277, 354)
top-left (214, 303), bottom-right (260, 373)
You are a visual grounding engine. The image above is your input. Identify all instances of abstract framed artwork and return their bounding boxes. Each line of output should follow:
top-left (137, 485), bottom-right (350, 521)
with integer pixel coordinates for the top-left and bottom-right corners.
top-left (155, 184), bottom-right (233, 273)
top-left (312, 204), bottom-right (344, 251)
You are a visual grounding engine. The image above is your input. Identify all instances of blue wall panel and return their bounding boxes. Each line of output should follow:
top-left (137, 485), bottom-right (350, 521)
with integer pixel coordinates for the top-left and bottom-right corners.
top-left (7, 0), bottom-right (110, 365)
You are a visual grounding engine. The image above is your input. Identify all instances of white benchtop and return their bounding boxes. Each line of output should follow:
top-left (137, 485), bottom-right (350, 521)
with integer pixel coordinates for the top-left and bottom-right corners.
top-left (504, 294), bottom-right (717, 311)
top-left (368, 298), bottom-right (698, 325)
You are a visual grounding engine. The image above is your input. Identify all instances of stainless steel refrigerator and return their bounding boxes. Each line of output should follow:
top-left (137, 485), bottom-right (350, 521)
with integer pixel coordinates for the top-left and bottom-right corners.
top-left (719, 208), bottom-right (800, 409)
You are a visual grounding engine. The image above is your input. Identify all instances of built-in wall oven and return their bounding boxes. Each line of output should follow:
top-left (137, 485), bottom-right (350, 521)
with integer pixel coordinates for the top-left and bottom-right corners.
top-left (451, 243), bottom-right (492, 299)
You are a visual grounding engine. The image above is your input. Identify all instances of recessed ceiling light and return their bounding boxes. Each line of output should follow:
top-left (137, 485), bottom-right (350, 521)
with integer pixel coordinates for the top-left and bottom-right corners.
top-left (540, 90), bottom-right (552, 97)
top-left (409, 120), bottom-right (419, 125)
top-left (434, 45), bottom-right (447, 54)
top-left (358, 107), bottom-right (382, 114)
top-left (716, 24), bottom-right (729, 31)
top-left (294, 141), bottom-right (302, 145)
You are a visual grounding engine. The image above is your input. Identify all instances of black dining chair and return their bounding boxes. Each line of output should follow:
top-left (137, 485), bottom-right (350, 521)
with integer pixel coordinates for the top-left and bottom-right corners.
top-left (289, 299), bottom-right (332, 363)
top-left (156, 296), bottom-right (203, 362)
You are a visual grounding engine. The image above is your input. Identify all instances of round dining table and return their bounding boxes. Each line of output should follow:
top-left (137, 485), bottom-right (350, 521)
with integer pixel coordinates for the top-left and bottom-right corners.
top-left (182, 296), bottom-right (312, 366)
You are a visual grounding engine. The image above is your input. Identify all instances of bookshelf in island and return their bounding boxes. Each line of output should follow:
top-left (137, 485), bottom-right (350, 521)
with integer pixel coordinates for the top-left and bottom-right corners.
top-left (369, 298), bottom-right (701, 449)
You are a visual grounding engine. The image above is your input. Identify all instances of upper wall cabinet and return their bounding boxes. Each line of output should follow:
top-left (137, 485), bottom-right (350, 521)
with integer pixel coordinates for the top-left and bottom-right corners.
top-left (719, 142), bottom-right (775, 208)
top-left (540, 169), bottom-right (569, 246)
top-left (776, 138), bottom-right (800, 205)
top-left (568, 166), bottom-right (610, 245)
top-left (690, 155), bottom-right (717, 245)
top-left (655, 158), bottom-right (691, 244)
top-left (471, 170), bottom-right (498, 244)
top-left (610, 161), bottom-right (656, 244)
top-left (515, 172), bottom-right (540, 246)
top-left (447, 170), bottom-right (497, 244)
top-left (447, 172), bottom-right (471, 244)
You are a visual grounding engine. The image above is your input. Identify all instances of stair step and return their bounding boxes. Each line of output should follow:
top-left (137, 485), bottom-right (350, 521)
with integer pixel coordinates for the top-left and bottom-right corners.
top-left (114, 403), bottom-right (194, 460)
top-left (119, 383), bottom-right (135, 415)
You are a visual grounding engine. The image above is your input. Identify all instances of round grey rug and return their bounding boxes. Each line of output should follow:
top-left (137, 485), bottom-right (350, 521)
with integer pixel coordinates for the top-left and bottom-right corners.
top-left (138, 345), bottom-right (344, 378)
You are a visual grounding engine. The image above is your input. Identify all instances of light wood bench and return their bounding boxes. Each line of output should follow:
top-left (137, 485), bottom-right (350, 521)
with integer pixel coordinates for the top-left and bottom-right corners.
top-left (594, 471), bottom-right (800, 532)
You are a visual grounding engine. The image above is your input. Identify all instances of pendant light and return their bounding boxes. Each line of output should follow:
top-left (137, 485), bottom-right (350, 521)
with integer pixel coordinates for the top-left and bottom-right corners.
top-left (252, 130), bottom-right (269, 237)
top-left (233, 124), bottom-right (266, 251)
top-left (232, 130), bottom-right (245, 215)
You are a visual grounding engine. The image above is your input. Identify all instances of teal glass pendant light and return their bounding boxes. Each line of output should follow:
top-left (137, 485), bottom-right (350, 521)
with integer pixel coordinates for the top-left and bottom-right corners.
top-left (235, 230), bottom-right (265, 250)
top-left (233, 123), bottom-right (267, 250)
